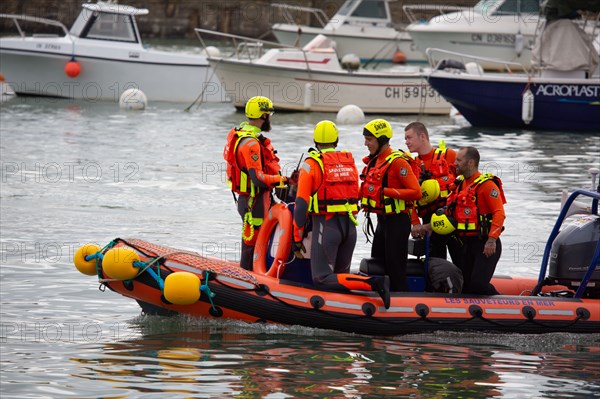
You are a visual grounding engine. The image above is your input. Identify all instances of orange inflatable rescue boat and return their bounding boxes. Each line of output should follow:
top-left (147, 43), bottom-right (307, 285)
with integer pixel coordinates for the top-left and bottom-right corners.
top-left (73, 188), bottom-right (600, 335)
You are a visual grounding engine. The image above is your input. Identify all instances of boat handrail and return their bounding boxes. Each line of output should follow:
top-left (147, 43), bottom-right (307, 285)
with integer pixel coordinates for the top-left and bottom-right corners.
top-left (425, 48), bottom-right (529, 74)
top-left (402, 4), bottom-right (471, 25)
top-left (195, 28), bottom-right (293, 61)
top-left (0, 13), bottom-right (71, 39)
top-left (534, 188), bottom-right (600, 298)
top-left (271, 3), bottom-right (329, 28)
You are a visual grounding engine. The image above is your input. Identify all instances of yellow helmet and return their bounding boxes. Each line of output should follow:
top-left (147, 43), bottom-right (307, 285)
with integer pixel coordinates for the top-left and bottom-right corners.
top-left (245, 96), bottom-right (274, 119)
top-left (431, 209), bottom-right (456, 235)
top-left (418, 179), bottom-right (441, 206)
top-left (363, 119), bottom-right (393, 140)
top-left (313, 120), bottom-right (338, 144)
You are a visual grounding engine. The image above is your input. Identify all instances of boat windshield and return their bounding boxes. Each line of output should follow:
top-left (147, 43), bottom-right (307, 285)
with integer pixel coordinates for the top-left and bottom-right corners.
top-left (473, 0), bottom-right (540, 15)
top-left (351, 0), bottom-right (388, 19)
top-left (337, 0), bottom-right (359, 16)
top-left (82, 12), bottom-right (138, 42)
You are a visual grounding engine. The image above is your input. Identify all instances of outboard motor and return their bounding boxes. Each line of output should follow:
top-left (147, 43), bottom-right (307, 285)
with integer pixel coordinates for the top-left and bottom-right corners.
top-left (548, 215), bottom-right (600, 298)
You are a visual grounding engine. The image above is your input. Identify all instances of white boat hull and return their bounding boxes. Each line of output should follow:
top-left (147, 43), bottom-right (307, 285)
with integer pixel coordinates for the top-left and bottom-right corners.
top-left (210, 58), bottom-right (450, 114)
top-left (408, 28), bottom-right (536, 69)
top-left (0, 43), bottom-right (224, 103)
top-left (272, 23), bottom-right (425, 63)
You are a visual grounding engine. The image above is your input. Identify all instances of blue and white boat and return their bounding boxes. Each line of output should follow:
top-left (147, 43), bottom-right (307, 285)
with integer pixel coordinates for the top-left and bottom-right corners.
top-left (423, 4), bottom-right (600, 132)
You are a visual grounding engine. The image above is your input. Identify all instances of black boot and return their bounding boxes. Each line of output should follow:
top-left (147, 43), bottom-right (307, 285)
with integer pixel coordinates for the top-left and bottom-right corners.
top-left (369, 276), bottom-right (390, 309)
top-left (240, 241), bottom-right (254, 271)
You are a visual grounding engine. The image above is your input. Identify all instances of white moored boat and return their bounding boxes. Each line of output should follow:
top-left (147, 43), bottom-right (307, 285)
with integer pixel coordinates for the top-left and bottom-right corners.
top-left (196, 30), bottom-right (449, 114)
top-left (270, 0), bottom-right (425, 63)
top-left (405, 0), bottom-right (541, 69)
top-left (0, 1), bottom-right (224, 103)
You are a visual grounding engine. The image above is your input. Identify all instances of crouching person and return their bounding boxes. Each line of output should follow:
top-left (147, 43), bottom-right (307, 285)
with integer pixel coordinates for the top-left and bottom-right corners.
top-left (292, 121), bottom-right (390, 309)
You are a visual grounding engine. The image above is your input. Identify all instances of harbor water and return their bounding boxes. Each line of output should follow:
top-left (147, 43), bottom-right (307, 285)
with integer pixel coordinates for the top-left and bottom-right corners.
top-left (1, 94), bottom-right (599, 398)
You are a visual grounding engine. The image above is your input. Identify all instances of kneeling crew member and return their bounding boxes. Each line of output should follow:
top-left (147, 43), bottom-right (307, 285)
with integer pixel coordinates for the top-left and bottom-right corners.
top-left (293, 120), bottom-right (390, 309)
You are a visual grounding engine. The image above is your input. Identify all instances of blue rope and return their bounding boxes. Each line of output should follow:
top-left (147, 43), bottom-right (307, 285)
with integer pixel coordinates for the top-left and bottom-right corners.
top-left (200, 271), bottom-right (216, 310)
top-left (132, 260), bottom-right (164, 290)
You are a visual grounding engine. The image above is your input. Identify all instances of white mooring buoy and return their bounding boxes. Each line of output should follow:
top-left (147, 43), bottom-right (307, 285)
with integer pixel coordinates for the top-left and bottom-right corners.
top-left (119, 88), bottom-right (147, 110)
top-left (336, 104), bottom-right (365, 125)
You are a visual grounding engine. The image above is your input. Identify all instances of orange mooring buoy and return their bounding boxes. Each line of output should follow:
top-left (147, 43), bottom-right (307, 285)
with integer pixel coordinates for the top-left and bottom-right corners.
top-left (65, 60), bottom-right (81, 78)
top-left (392, 50), bottom-right (407, 64)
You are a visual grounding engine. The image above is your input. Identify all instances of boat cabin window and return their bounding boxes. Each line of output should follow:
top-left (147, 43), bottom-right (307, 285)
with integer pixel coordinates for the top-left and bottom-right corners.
top-left (495, 0), bottom-right (539, 15)
top-left (337, 0), bottom-right (359, 16)
top-left (351, 0), bottom-right (388, 20)
top-left (82, 12), bottom-right (138, 42)
top-left (474, 0), bottom-right (540, 16)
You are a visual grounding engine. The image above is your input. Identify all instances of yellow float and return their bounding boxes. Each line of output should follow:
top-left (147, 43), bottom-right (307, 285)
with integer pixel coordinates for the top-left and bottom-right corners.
top-left (164, 272), bottom-right (201, 305)
top-left (102, 247), bottom-right (140, 280)
top-left (73, 243), bottom-right (101, 276)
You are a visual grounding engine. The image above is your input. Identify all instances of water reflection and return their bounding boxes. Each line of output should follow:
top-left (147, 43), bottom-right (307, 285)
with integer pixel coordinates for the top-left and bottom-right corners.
top-left (66, 317), bottom-right (600, 398)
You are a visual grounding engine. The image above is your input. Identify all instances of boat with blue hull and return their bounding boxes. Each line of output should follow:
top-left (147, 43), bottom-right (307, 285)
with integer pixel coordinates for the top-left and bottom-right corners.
top-left (426, 66), bottom-right (600, 131)
top-left (72, 181), bottom-right (600, 336)
top-left (423, 2), bottom-right (600, 132)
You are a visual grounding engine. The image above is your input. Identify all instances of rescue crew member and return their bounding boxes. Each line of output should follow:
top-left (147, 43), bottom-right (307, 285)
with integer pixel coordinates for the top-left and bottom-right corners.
top-left (223, 96), bottom-right (290, 270)
top-left (293, 121), bottom-right (390, 308)
top-left (404, 121), bottom-right (457, 258)
top-left (428, 146), bottom-right (506, 295)
top-left (360, 119), bottom-right (422, 291)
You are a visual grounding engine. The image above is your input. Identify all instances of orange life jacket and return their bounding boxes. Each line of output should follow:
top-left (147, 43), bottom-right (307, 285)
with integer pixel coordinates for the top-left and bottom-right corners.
top-left (223, 127), bottom-right (280, 195)
top-left (360, 149), bottom-right (414, 214)
top-left (447, 173), bottom-right (506, 236)
top-left (415, 144), bottom-right (454, 216)
top-left (307, 149), bottom-right (359, 215)
top-left (416, 145), bottom-right (453, 195)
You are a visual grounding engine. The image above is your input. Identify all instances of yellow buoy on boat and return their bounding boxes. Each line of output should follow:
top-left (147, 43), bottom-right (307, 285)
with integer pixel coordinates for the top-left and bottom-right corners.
top-left (73, 243), bottom-right (101, 275)
top-left (102, 247), bottom-right (140, 280)
top-left (164, 272), bottom-right (201, 305)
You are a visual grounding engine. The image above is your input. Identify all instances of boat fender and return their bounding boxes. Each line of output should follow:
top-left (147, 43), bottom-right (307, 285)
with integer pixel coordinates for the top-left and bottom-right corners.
top-left (253, 203), bottom-right (293, 278)
top-left (341, 53), bottom-right (360, 71)
top-left (415, 303), bottom-right (429, 318)
top-left (521, 88), bottom-right (534, 124)
top-left (515, 32), bottom-right (524, 57)
top-left (163, 272), bottom-right (201, 305)
top-left (303, 83), bottom-right (313, 110)
top-left (73, 243), bottom-right (101, 276)
top-left (522, 306), bottom-right (536, 320)
top-left (310, 295), bottom-right (325, 309)
top-left (102, 247), bottom-right (140, 280)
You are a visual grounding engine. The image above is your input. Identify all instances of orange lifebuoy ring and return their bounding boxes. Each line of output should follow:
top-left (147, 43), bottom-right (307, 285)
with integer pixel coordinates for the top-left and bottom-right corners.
top-left (253, 203), bottom-right (293, 278)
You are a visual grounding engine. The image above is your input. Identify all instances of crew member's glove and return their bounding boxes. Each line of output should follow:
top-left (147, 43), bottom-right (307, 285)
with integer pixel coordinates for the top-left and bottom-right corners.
top-left (293, 241), bottom-right (306, 259)
top-left (288, 170), bottom-right (299, 186)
